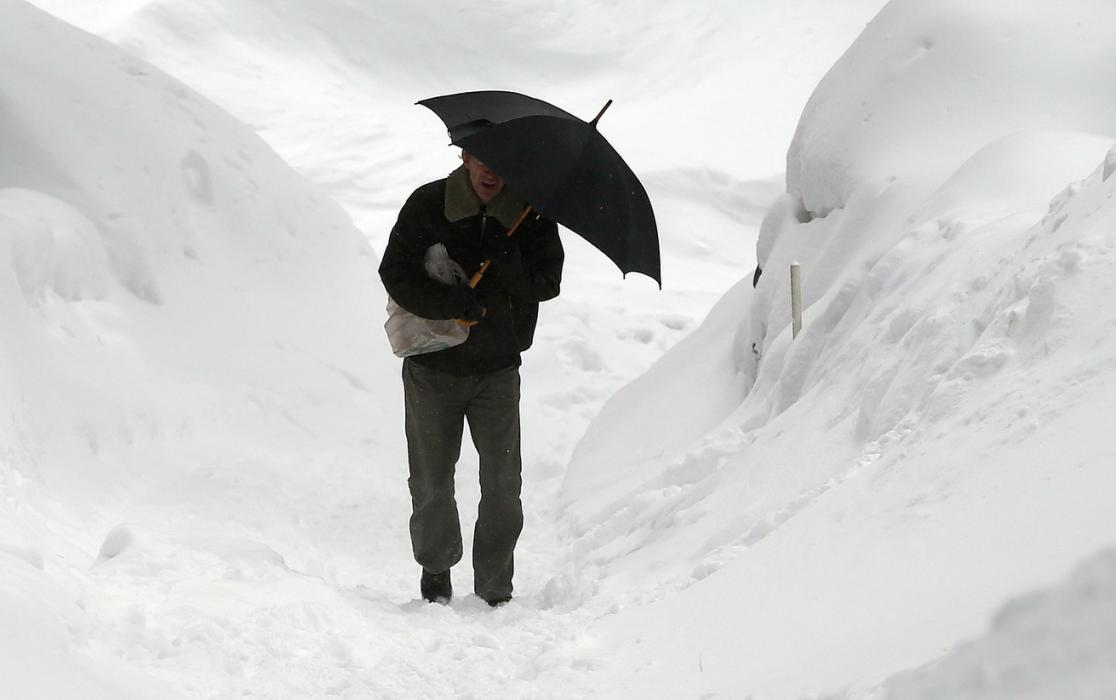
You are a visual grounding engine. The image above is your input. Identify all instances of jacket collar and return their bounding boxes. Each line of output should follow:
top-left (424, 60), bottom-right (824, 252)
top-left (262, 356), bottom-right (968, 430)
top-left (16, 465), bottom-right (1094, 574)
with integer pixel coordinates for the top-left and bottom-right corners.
top-left (444, 165), bottom-right (527, 228)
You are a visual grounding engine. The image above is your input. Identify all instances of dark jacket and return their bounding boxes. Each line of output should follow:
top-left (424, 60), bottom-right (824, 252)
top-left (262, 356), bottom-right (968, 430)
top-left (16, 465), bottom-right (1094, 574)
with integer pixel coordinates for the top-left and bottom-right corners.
top-left (379, 166), bottom-right (564, 375)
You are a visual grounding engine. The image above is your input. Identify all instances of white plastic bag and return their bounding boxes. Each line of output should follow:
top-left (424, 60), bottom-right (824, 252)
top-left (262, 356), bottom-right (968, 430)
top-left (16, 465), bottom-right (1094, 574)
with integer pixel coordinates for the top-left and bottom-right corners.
top-left (384, 244), bottom-right (470, 358)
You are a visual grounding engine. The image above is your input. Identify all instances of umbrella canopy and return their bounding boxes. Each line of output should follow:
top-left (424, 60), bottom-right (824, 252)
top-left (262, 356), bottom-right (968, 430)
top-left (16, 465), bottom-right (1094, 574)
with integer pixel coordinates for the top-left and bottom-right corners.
top-left (418, 90), bottom-right (661, 287)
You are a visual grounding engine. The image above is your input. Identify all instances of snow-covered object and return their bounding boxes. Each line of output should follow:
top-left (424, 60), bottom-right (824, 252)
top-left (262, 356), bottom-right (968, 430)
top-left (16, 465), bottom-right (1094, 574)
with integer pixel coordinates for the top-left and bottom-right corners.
top-left (562, 1), bottom-right (1116, 697)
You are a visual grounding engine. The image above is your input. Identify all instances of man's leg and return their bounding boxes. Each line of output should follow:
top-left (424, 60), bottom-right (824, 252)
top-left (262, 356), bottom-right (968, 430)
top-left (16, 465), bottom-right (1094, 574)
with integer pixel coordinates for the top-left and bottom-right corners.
top-left (403, 359), bottom-right (468, 579)
top-left (465, 366), bottom-right (523, 603)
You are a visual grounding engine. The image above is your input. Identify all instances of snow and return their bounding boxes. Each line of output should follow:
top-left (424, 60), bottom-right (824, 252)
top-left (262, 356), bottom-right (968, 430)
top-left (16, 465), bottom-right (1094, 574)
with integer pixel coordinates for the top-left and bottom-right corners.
top-left (562, 1), bottom-right (1116, 697)
top-left (5, 0), bottom-right (1116, 697)
top-left (786, 0), bottom-right (1116, 218)
top-left (871, 548), bottom-right (1116, 700)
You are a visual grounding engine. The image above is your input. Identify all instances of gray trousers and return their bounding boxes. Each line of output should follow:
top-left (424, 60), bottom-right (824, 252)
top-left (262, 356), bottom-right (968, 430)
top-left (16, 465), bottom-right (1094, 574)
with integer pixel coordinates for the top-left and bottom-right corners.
top-left (402, 358), bottom-right (523, 601)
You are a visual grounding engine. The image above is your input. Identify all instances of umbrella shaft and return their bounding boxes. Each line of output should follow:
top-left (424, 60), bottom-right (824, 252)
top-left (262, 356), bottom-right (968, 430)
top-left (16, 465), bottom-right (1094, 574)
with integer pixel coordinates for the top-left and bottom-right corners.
top-left (469, 261), bottom-right (492, 288)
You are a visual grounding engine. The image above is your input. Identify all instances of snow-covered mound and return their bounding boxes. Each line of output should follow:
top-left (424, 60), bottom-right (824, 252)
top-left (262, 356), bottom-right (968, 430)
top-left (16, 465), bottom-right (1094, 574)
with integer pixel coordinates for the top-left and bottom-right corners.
top-left (786, 0), bottom-right (1116, 218)
top-left (875, 548), bottom-right (1116, 700)
top-left (1, 2), bottom-right (390, 695)
top-left (562, 1), bottom-right (1116, 697)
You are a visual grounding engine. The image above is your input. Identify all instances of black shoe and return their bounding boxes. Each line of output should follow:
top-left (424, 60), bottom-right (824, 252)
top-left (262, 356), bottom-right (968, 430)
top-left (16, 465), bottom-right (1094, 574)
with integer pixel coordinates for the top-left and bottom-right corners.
top-left (484, 595), bottom-right (511, 608)
top-left (421, 569), bottom-right (452, 604)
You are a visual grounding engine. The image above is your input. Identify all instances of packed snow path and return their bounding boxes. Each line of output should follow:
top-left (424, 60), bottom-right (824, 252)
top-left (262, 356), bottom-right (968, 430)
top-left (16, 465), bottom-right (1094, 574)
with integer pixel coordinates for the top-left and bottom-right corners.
top-left (77, 437), bottom-right (612, 698)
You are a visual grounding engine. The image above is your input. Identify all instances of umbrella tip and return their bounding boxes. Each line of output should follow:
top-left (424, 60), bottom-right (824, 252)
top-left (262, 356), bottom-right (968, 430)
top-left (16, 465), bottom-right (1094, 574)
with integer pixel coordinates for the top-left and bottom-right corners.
top-left (589, 99), bottom-right (614, 128)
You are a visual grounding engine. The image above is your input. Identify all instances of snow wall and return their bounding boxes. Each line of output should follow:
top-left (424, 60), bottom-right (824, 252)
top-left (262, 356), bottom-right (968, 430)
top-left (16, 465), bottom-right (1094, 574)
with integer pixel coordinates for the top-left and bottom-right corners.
top-left (562, 0), bottom-right (1116, 696)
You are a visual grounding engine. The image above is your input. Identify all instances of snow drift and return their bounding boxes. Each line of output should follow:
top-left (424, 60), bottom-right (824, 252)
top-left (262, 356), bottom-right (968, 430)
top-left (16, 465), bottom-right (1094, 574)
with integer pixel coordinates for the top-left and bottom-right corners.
top-left (786, 0), bottom-right (1116, 218)
top-left (873, 547), bottom-right (1116, 700)
top-left (563, 0), bottom-right (1116, 696)
top-left (1, 2), bottom-right (390, 695)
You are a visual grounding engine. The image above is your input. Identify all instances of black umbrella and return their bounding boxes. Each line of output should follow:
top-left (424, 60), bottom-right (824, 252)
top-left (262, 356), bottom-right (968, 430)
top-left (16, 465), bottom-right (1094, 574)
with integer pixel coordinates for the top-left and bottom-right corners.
top-left (418, 90), bottom-right (661, 287)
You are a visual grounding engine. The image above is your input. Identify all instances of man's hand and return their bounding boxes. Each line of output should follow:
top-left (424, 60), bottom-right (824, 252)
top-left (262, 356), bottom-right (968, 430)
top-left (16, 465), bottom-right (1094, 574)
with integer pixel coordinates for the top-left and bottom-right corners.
top-left (443, 284), bottom-right (484, 322)
top-left (480, 233), bottom-right (524, 286)
top-left (481, 232), bottom-right (520, 261)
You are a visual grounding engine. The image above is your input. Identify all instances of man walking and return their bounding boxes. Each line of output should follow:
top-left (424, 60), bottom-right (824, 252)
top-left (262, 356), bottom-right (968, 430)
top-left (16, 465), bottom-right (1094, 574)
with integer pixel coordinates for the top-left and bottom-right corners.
top-left (379, 153), bottom-right (564, 606)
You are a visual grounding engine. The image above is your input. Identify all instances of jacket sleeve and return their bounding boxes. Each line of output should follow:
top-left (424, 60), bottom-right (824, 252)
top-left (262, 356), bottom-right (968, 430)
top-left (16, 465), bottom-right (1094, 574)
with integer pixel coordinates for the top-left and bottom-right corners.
top-left (378, 189), bottom-right (456, 320)
top-left (504, 217), bottom-right (564, 302)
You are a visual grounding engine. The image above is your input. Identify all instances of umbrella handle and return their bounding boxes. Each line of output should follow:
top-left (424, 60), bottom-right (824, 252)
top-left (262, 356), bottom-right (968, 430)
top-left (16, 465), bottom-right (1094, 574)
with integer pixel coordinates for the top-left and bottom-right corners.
top-left (456, 205), bottom-right (534, 327)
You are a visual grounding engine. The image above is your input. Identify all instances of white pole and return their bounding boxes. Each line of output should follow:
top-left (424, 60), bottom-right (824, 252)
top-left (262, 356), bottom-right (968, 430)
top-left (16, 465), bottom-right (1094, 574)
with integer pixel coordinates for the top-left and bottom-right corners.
top-left (791, 263), bottom-right (803, 339)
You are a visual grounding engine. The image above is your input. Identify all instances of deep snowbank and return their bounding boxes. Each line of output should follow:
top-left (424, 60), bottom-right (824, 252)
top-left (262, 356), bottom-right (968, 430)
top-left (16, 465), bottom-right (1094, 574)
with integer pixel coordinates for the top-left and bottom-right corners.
top-left (786, 0), bottom-right (1116, 218)
top-left (563, 1), bottom-right (1116, 697)
top-left (1, 2), bottom-right (390, 695)
top-left (0, 0), bottom-right (389, 505)
top-left (875, 548), bottom-right (1116, 699)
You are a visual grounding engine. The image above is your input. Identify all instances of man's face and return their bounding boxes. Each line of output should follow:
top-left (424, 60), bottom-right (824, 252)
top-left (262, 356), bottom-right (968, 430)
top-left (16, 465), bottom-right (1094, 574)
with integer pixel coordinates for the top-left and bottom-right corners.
top-left (462, 153), bottom-right (504, 204)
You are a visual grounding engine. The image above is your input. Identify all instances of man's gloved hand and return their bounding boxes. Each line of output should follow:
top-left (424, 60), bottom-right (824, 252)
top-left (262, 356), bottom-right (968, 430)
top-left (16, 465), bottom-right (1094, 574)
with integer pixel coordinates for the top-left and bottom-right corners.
top-left (443, 283), bottom-right (484, 322)
top-left (481, 232), bottom-right (518, 261)
top-left (480, 233), bottom-right (524, 286)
